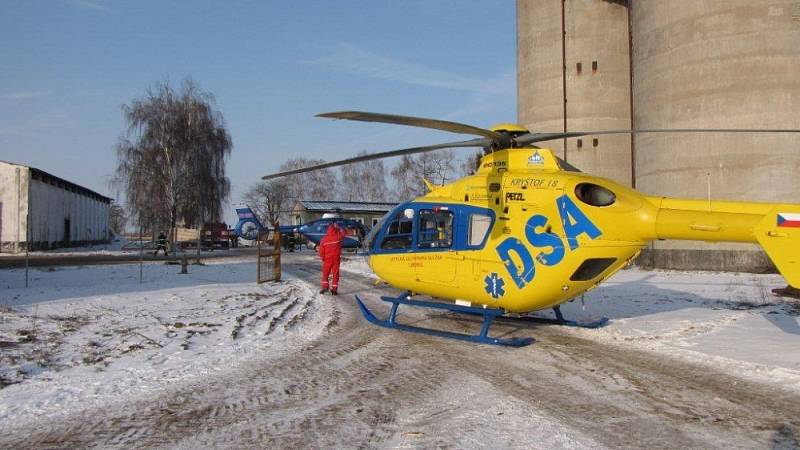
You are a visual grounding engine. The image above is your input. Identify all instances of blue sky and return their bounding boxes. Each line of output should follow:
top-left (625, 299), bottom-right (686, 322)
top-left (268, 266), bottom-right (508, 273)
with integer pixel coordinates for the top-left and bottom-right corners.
top-left (1, 0), bottom-right (516, 224)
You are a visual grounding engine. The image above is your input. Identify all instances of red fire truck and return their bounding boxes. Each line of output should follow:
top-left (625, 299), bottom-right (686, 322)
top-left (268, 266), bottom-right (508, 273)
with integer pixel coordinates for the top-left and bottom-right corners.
top-left (201, 223), bottom-right (233, 250)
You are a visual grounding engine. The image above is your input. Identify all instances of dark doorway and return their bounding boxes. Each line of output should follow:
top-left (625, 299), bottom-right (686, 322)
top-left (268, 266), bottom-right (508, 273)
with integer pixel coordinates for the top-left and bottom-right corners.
top-left (64, 218), bottom-right (71, 245)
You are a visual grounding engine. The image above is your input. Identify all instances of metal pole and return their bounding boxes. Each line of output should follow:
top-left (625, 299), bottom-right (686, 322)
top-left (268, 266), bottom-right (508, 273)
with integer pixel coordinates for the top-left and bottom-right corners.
top-left (561, 0), bottom-right (568, 162)
top-left (139, 222), bottom-right (143, 284)
top-left (196, 214), bottom-right (202, 264)
top-left (25, 210), bottom-right (29, 288)
top-left (15, 168), bottom-right (20, 254)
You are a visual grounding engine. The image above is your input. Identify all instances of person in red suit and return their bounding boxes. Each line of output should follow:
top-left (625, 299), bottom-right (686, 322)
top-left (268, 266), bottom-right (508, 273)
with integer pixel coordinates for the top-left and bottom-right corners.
top-left (319, 222), bottom-right (346, 295)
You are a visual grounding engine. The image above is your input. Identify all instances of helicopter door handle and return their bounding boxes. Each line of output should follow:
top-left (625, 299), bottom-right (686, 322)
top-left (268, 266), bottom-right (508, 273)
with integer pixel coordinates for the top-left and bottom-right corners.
top-left (447, 250), bottom-right (465, 260)
top-left (768, 231), bottom-right (788, 238)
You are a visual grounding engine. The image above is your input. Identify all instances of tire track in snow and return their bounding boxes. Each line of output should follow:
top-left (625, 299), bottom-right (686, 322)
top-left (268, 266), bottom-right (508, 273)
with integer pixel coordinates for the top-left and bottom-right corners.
top-left (4, 254), bottom-right (800, 449)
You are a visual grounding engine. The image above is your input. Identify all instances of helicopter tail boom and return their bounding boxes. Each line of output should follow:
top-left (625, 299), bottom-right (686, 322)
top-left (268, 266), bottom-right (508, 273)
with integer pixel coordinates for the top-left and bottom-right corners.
top-left (649, 197), bottom-right (800, 287)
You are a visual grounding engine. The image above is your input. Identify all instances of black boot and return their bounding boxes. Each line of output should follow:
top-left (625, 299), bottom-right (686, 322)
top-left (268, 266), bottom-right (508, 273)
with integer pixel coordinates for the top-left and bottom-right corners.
top-left (331, 289), bottom-right (338, 296)
top-left (319, 288), bottom-right (327, 294)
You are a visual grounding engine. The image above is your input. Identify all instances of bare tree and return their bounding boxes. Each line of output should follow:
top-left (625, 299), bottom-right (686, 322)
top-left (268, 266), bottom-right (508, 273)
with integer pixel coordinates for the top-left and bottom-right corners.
top-left (390, 150), bottom-right (456, 200)
top-left (339, 151), bottom-right (389, 201)
top-left (280, 158), bottom-right (337, 202)
top-left (390, 155), bottom-right (420, 200)
top-left (108, 202), bottom-right (127, 235)
top-left (114, 79), bottom-right (232, 240)
top-left (459, 151), bottom-right (484, 176)
top-left (242, 180), bottom-right (291, 227)
top-left (418, 150), bottom-right (455, 186)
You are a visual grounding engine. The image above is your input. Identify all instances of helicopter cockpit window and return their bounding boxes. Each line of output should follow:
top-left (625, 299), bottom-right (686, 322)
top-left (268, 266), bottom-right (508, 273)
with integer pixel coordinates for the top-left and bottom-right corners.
top-left (417, 210), bottom-right (453, 249)
top-left (468, 214), bottom-right (492, 247)
top-left (380, 210), bottom-right (414, 250)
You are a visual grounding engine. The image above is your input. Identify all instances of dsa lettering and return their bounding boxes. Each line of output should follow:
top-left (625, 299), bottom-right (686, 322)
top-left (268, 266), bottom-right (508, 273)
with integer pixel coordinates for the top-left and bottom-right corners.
top-left (495, 195), bottom-right (602, 289)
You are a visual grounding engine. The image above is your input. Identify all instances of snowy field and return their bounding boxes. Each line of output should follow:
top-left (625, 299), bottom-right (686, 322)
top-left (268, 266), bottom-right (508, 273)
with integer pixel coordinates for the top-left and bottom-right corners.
top-left (0, 238), bottom-right (140, 258)
top-left (0, 237), bottom-right (256, 258)
top-left (1, 253), bottom-right (800, 446)
top-left (545, 268), bottom-right (800, 389)
top-left (0, 257), bottom-right (332, 428)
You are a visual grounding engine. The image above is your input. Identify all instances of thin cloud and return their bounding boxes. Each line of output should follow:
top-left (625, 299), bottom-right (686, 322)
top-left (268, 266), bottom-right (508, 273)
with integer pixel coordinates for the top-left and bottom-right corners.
top-left (305, 44), bottom-right (513, 95)
top-left (0, 91), bottom-right (50, 101)
top-left (62, 0), bottom-right (115, 13)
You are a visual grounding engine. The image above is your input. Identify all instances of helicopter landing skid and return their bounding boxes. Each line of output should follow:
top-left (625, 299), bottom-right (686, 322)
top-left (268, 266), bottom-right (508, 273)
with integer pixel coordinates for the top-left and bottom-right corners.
top-left (513, 305), bottom-right (609, 329)
top-left (354, 294), bottom-right (534, 347)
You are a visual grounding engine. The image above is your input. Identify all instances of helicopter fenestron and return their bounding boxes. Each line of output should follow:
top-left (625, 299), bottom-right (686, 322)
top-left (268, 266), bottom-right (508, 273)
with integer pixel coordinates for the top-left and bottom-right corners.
top-left (263, 111), bottom-right (800, 346)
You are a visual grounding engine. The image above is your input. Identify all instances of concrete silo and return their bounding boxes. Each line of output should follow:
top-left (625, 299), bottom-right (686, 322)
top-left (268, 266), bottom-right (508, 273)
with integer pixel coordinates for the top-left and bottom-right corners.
top-left (518, 0), bottom-right (633, 185)
top-left (517, 0), bottom-right (800, 272)
top-left (631, 0), bottom-right (800, 270)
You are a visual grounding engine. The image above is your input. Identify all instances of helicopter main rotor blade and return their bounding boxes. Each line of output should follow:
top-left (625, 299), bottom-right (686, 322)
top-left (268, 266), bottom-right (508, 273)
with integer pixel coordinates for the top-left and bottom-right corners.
top-left (515, 128), bottom-right (800, 146)
top-left (317, 111), bottom-right (506, 142)
top-left (261, 137), bottom-right (491, 180)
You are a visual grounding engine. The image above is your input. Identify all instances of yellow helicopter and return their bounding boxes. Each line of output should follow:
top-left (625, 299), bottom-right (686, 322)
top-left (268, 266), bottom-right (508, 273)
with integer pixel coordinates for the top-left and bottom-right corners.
top-left (264, 111), bottom-right (800, 346)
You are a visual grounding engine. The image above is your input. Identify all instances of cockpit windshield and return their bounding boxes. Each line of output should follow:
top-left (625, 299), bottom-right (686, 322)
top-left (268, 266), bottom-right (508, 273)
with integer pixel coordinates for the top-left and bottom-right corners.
top-left (363, 208), bottom-right (395, 252)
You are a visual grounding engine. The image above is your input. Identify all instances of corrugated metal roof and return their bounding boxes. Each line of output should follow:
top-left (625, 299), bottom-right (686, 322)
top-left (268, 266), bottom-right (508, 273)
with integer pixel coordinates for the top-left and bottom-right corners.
top-left (298, 200), bottom-right (398, 213)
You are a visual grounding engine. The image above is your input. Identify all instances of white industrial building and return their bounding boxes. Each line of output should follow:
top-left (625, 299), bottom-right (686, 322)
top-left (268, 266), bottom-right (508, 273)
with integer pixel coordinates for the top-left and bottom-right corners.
top-left (0, 161), bottom-right (112, 253)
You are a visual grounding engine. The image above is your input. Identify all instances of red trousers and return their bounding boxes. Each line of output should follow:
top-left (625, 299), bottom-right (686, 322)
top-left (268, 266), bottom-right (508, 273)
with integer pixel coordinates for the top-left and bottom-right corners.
top-left (321, 257), bottom-right (340, 290)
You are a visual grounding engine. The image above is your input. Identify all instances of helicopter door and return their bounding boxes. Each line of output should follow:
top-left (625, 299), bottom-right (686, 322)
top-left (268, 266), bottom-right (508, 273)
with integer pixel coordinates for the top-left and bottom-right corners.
top-left (415, 208), bottom-right (457, 284)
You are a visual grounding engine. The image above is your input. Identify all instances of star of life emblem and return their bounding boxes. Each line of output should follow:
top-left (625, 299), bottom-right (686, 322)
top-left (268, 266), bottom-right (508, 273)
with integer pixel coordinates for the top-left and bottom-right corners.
top-left (484, 272), bottom-right (506, 299)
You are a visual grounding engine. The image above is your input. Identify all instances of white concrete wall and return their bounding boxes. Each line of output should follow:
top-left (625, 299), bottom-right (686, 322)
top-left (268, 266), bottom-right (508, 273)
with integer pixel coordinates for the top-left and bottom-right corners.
top-left (28, 176), bottom-right (110, 248)
top-left (0, 162), bottom-right (30, 252)
top-left (1, 162), bottom-right (110, 252)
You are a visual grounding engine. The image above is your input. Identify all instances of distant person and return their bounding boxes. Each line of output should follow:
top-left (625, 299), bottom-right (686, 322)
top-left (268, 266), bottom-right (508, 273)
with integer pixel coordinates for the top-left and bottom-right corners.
top-left (319, 222), bottom-right (345, 295)
top-left (154, 231), bottom-right (169, 256)
top-left (229, 233), bottom-right (238, 249)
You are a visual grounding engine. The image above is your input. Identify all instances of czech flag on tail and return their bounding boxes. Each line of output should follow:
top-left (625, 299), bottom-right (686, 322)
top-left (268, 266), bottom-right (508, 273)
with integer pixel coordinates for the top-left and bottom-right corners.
top-left (777, 213), bottom-right (800, 228)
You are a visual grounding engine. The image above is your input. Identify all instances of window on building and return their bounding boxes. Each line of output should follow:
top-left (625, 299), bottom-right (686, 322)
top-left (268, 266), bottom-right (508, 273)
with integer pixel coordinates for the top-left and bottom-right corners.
top-left (417, 209), bottom-right (453, 249)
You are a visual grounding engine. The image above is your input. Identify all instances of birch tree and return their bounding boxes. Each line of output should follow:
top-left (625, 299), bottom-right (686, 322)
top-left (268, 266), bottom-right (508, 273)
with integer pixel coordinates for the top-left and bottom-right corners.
top-left (459, 151), bottom-right (484, 176)
top-left (242, 180), bottom-right (291, 227)
top-left (280, 158), bottom-right (337, 202)
top-left (114, 79), bottom-right (232, 238)
top-left (390, 155), bottom-right (419, 200)
top-left (108, 202), bottom-right (127, 235)
top-left (417, 150), bottom-right (455, 186)
top-left (390, 150), bottom-right (456, 200)
top-left (339, 151), bottom-right (388, 201)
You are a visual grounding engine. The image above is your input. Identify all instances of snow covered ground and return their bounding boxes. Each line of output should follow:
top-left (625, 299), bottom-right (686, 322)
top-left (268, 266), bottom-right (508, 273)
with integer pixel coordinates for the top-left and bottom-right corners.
top-left (1, 253), bottom-right (800, 441)
top-left (343, 256), bottom-right (800, 389)
top-left (0, 237), bottom-right (254, 258)
top-left (552, 269), bottom-right (800, 390)
top-left (0, 257), bottom-right (332, 428)
top-left (0, 238), bottom-right (141, 258)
